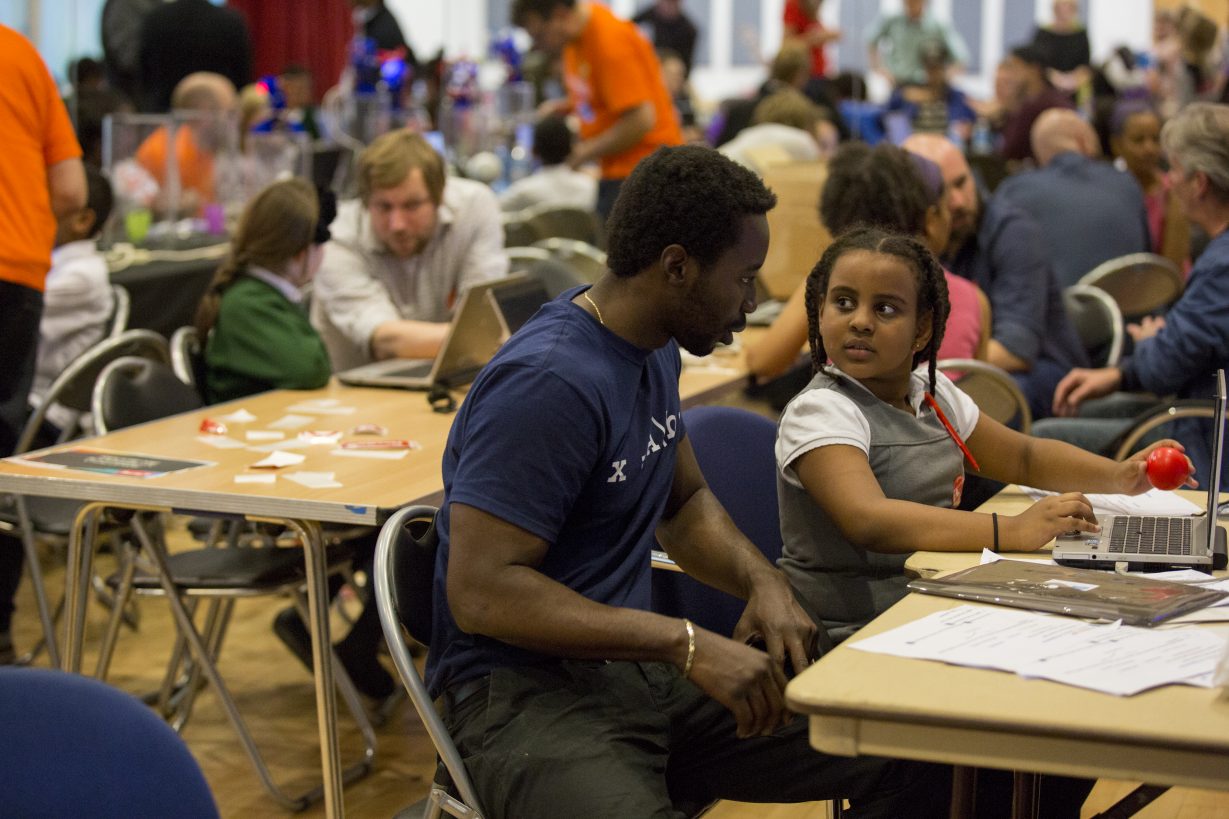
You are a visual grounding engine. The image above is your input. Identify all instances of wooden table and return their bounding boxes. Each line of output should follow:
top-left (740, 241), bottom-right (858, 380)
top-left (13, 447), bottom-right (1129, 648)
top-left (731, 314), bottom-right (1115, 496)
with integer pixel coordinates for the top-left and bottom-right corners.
top-left (785, 488), bottom-right (1229, 816)
top-left (0, 384), bottom-right (452, 818)
top-left (0, 337), bottom-right (759, 817)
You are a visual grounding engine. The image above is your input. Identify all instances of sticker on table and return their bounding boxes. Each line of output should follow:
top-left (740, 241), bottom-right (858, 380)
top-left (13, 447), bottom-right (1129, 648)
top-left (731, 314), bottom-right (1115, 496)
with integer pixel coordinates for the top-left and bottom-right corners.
top-left (329, 448), bottom-right (410, 460)
top-left (298, 430), bottom-right (344, 445)
top-left (350, 424), bottom-right (388, 436)
top-left (247, 439), bottom-right (312, 453)
top-left (12, 447), bottom-right (214, 479)
top-left (339, 439), bottom-right (419, 450)
top-left (245, 430), bottom-right (285, 442)
top-left (199, 418), bottom-right (228, 435)
top-left (285, 400), bottom-right (358, 416)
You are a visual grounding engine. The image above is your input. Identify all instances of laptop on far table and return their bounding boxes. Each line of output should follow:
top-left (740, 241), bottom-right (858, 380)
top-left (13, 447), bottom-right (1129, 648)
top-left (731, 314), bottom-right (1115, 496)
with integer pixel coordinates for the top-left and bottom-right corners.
top-left (336, 275), bottom-right (548, 390)
top-left (1053, 369), bottom-right (1228, 572)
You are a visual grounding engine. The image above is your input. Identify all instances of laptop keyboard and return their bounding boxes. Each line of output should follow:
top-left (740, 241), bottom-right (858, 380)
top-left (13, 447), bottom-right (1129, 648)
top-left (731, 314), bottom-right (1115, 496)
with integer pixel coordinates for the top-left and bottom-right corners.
top-left (1107, 516), bottom-right (1194, 555)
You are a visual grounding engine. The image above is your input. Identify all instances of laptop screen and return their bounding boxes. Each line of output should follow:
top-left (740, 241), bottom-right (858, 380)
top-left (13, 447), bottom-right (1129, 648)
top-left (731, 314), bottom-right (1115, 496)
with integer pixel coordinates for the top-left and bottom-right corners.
top-left (1205, 369), bottom-right (1227, 551)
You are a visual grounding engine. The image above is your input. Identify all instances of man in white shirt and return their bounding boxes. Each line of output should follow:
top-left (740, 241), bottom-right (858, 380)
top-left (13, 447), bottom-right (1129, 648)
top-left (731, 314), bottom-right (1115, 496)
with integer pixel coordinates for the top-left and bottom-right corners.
top-left (311, 129), bottom-right (508, 370)
top-left (499, 115), bottom-right (597, 214)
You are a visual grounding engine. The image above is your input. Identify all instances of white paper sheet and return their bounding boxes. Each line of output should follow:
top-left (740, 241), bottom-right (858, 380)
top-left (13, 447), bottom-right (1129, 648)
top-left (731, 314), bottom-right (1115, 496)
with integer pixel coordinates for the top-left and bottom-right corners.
top-left (328, 448), bottom-right (410, 460)
top-left (266, 414), bottom-right (315, 430)
top-left (234, 473), bottom-right (276, 484)
top-left (246, 439), bottom-right (312, 453)
top-left (1019, 486), bottom-right (1203, 517)
top-left (250, 451), bottom-right (306, 468)
top-left (244, 430), bottom-right (285, 441)
top-left (283, 471), bottom-right (343, 489)
top-left (195, 435), bottom-right (247, 449)
top-left (216, 408), bottom-right (257, 423)
top-left (848, 604), bottom-right (1228, 696)
top-left (285, 401), bottom-right (358, 416)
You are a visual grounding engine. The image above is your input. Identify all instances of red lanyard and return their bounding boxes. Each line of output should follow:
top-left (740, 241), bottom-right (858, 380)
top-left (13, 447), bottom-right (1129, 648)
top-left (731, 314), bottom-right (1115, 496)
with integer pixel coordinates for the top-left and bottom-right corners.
top-left (924, 392), bottom-right (980, 472)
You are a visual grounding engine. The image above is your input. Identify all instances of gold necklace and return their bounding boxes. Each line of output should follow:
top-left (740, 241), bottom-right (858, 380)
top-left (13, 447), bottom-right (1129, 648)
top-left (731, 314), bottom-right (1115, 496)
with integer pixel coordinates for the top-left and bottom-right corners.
top-left (583, 289), bottom-right (605, 326)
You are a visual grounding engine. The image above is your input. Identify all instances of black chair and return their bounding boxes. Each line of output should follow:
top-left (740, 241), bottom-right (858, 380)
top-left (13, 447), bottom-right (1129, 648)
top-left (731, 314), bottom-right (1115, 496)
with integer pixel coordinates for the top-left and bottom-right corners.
top-left (650, 406), bottom-right (786, 639)
top-left (0, 329), bottom-right (169, 666)
top-left (374, 504), bottom-right (485, 819)
top-left (1111, 399), bottom-right (1218, 461)
top-left (1063, 284), bottom-right (1124, 369)
top-left (0, 667), bottom-right (219, 818)
top-left (502, 212), bottom-right (539, 248)
top-left (522, 203), bottom-right (602, 246)
top-left (170, 324), bottom-right (207, 396)
top-left (505, 247), bottom-right (586, 298)
top-left (108, 283), bottom-right (131, 338)
top-left (88, 357), bottom-right (377, 811)
top-left (530, 237), bottom-right (606, 284)
top-left (1078, 252), bottom-right (1184, 321)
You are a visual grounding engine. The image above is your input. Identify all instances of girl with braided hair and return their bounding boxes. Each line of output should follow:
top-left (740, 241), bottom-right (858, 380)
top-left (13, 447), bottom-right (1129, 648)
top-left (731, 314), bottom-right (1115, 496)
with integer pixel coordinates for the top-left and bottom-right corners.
top-left (775, 226), bottom-right (1190, 647)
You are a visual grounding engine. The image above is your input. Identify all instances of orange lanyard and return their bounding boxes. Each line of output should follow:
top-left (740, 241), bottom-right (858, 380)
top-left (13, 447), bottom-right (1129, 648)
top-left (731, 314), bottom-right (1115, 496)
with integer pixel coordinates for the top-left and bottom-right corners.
top-left (924, 392), bottom-right (980, 472)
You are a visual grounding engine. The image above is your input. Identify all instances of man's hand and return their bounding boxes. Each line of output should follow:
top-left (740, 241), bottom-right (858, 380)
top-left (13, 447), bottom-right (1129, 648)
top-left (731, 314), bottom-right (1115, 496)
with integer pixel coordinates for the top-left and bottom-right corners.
top-left (731, 569), bottom-right (816, 677)
top-left (1052, 367), bottom-right (1123, 417)
top-left (1127, 315), bottom-right (1166, 342)
top-left (1116, 438), bottom-right (1197, 493)
top-left (685, 626), bottom-right (792, 739)
top-left (1008, 492), bottom-right (1099, 550)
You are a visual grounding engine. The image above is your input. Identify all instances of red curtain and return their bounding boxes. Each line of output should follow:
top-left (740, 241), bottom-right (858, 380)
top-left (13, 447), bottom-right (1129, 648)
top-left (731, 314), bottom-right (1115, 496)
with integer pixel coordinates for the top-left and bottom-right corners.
top-left (227, 0), bottom-right (354, 102)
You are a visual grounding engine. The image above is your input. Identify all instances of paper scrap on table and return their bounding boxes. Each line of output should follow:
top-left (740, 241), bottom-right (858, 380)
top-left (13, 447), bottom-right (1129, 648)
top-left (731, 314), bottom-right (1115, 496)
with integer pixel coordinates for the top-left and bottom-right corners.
top-left (250, 451), bottom-right (306, 469)
top-left (247, 439), bottom-right (312, 453)
top-left (329, 447), bottom-right (410, 460)
top-left (245, 431), bottom-right (284, 441)
top-left (848, 604), bottom-right (1228, 696)
top-left (266, 414), bottom-right (314, 430)
top-left (284, 471), bottom-right (343, 489)
top-left (979, 549), bottom-right (1056, 566)
top-left (234, 473), bottom-right (276, 484)
top-left (298, 430), bottom-right (344, 445)
top-left (195, 435), bottom-right (247, 450)
top-left (285, 401), bottom-right (357, 416)
top-left (1019, 486), bottom-right (1203, 517)
top-left (217, 408), bottom-right (258, 424)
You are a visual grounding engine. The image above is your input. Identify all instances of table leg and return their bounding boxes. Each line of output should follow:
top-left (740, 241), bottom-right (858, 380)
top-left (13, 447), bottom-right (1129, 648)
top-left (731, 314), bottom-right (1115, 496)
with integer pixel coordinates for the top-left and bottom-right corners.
top-left (288, 518), bottom-right (344, 819)
top-left (63, 503), bottom-right (105, 672)
top-left (1011, 771), bottom-right (1040, 819)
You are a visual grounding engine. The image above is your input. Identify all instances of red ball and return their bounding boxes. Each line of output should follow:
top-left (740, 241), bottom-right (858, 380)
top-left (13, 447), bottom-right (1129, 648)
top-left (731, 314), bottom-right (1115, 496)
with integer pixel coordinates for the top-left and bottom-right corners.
top-left (1146, 446), bottom-right (1189, 491)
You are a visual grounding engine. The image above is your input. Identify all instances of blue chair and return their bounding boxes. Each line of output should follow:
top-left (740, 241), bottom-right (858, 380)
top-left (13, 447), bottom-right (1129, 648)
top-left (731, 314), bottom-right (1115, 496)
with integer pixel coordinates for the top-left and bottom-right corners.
top-left (651, 406), bottom-right (783, 638)
top-left (0, 667), bottom-right (218, 818)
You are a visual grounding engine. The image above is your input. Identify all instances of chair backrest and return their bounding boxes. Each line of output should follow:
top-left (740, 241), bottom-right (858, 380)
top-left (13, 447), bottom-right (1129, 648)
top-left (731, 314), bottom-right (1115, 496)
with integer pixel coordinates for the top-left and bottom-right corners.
top-left (1063, 284), bottom-right (1124, 369)
top-left (374, 505), bottom-right (485, 818)
top-left (651, 406), bottom-right (782, 638)
top-left (170, 324), bottom-right (207, 392)
top-left (502, 213), bottom-right (539, 249)
top-left (938, 359), bottom-right (1033, 434)
top-left (505, 247), bottom-right (584, 298)
top-left (1111, 399), bottom-right (1217, 461)
top-left (522, 203), bottom-right (601, 246)
top-left (530, 238), bottom-right (607, 284)
top-left (108, 283), bottom-right (131, 338)
top-left (15, 329), bottom-right (170, 454)
top-left (0, 667), bottom-right (219, 818)
top-left (1077, 252), bottom-right (1184, 320)
top-left (91, 357), bottom-right (205, 434)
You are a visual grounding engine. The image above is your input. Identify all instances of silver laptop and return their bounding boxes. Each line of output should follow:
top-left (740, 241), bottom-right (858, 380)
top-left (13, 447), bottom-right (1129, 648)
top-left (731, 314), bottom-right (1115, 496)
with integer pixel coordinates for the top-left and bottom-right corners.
top-left (1054, 369), bottom-right (1228, 571)
top-left (336, 275), bottom-right (547, 390)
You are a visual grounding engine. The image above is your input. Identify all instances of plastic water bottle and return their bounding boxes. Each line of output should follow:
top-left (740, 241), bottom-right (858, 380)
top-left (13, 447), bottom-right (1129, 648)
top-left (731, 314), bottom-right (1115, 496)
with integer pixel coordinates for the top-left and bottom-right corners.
top-left (971, 117), bottom-right (993, 155)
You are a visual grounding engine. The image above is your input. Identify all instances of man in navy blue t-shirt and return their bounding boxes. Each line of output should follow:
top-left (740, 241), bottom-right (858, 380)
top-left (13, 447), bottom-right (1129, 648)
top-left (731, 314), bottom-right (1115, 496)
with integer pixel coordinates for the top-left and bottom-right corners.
top-left (425, 145), bottom-right (949, 818)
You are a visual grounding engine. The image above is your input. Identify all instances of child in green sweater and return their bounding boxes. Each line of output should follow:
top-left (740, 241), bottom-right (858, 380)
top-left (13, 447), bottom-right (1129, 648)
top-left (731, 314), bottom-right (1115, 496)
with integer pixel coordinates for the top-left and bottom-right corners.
top-left (196, 177), bottom-right (333, 404)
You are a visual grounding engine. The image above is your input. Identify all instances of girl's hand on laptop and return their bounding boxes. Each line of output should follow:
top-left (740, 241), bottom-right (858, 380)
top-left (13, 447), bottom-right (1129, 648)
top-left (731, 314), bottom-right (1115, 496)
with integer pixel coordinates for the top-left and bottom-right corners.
top-left (1117, 439), bottom-right (1197, 494)
top-left (1010, 493), bottom-right (1099, 550)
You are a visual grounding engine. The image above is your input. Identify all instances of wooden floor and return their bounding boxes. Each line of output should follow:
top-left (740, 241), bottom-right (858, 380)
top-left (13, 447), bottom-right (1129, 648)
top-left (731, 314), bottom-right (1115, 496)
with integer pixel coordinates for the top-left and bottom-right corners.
top-left (9, 527), bottom-right (1229, 819)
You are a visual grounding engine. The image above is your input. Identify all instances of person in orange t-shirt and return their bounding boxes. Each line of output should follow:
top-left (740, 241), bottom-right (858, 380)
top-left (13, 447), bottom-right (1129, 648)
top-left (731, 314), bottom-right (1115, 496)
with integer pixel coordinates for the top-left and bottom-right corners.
top-left (0, 24), bottom-right (86, 663)
top-left (135, 71), bottom-right (236, 216)
top-left (513, 0), bottom-right (682, 221)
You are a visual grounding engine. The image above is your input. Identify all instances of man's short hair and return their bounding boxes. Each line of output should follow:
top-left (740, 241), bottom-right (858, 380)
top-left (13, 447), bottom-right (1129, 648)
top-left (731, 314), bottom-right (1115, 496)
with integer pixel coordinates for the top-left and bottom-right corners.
top-left (357, 129), bottom-right (446, 205)
top-left (769, 44), bottom-right (809, 85)
top-left (84, 165), bottom-right (114, 238)
top-left (1162, 102), bottom-right (1229, 204)
top-left (751, 89), bottom-right (826, 133)
top-left (533, 115), bottom-right (574, 166)
top-left (820, 142), bottom-right (929, 236)
top-left (512, 0), bottom-right (574, 26)
top-left (605, 146), bottom-right (777, 278)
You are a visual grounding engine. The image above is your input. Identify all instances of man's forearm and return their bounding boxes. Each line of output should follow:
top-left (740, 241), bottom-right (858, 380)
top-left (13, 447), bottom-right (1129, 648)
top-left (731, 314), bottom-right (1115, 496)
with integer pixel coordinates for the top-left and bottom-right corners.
top-left (571, 104), bottom-right (654, 168)
top-left (370, 319), bottom-right (450, 360)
